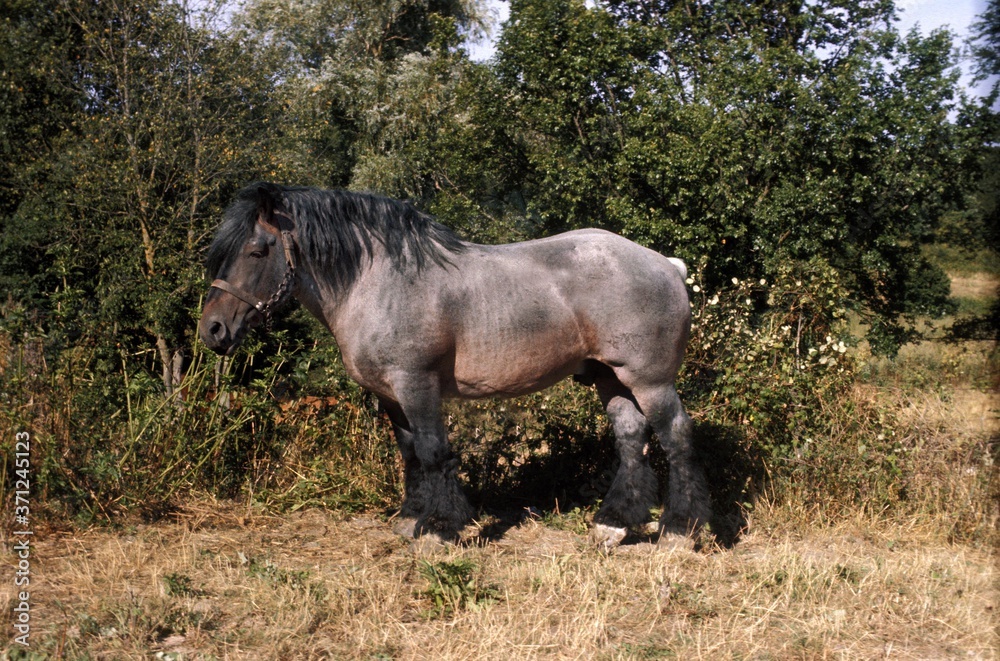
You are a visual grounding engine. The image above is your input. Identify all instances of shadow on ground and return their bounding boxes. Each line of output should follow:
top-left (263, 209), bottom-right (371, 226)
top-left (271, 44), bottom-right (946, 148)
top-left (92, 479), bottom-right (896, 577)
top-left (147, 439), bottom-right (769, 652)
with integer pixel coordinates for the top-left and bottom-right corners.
top-left (449, 418), bottom-right (763, 550)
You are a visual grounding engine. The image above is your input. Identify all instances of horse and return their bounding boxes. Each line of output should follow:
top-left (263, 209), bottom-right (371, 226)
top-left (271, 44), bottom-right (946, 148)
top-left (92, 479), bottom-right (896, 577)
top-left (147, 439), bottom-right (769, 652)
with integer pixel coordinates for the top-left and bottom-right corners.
top-left (199, 183), bottom-right (710, 548)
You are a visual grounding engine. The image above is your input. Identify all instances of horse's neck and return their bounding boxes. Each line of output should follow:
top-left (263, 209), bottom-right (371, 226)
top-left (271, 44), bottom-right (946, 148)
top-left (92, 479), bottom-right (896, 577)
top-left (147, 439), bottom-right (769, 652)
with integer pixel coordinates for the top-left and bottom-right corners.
top-left (294, 239), bottom-right (389, 336)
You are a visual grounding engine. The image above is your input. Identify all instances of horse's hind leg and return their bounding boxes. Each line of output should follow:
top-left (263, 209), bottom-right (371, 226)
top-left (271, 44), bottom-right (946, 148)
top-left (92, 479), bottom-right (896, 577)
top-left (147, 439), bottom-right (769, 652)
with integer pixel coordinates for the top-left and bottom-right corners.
top-left (591, 369), bottom-right (658, 550)
top-left (633, 385), bottom-right (710, 538)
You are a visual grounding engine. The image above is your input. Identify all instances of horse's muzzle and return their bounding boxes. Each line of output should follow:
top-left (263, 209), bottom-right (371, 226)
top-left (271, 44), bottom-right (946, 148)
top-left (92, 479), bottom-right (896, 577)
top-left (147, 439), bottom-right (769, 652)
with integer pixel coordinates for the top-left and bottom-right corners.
top-left (198, 306), bottom-right (252, 356)
top-left (199, 314), bottom-right (232, 355)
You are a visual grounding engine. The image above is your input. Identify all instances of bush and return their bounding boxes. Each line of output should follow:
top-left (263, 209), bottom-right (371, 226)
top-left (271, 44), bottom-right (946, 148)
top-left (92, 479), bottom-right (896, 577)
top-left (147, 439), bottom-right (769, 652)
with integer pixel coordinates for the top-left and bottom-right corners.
top-left (0, 308), bottom-right (400, 524)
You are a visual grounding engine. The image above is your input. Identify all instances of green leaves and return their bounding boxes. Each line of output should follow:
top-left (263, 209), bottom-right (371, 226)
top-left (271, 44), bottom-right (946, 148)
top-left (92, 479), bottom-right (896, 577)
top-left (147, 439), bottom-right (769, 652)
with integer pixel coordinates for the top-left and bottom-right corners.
top-left (483, 0), bottom-right (973, 352)
top-left (418, 559), bottom-right (501, 617)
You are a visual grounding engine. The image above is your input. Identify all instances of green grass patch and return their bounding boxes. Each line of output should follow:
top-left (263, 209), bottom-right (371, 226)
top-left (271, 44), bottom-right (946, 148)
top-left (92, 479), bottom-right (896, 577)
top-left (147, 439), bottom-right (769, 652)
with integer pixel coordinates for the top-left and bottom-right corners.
top-left (417, 559), bottom-right (502, 618)
top-left (923, 243), bottom-right (1000, 277)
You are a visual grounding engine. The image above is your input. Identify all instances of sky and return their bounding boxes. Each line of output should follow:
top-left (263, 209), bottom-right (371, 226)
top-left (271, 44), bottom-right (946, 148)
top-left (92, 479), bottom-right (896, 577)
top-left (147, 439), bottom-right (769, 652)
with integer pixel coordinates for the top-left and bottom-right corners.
top-left (468, 0), bottom-right (995, 100)
top-left (896, 0), bottom-right (993, 98)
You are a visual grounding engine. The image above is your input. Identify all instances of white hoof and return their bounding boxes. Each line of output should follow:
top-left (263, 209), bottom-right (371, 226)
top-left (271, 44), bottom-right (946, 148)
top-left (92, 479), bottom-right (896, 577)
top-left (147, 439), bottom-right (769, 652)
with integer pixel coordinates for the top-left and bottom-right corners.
top-left (591, 523), bottom-right (627, 551)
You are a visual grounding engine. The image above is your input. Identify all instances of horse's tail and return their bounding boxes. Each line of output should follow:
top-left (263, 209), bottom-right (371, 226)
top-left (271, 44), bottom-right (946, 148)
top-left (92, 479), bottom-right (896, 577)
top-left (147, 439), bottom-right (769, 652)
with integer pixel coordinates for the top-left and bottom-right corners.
top-left (667, 257), bottom-right (687, 281)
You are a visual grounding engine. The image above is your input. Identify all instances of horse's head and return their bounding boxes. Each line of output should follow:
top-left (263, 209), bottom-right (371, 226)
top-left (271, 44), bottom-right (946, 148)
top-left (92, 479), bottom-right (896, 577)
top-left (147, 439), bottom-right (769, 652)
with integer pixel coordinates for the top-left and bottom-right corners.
top-left (199, 185), bottom-right (297, 355)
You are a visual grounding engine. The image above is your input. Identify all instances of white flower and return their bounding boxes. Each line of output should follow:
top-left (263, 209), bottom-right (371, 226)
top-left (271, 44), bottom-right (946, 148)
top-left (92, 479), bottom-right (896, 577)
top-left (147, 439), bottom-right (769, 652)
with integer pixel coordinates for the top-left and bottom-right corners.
top-left (759, 278), bottom-right (767, 285)
top-left (692, 285), bottom-right (701, 293)
top-left (685, 277), bottom-right (694, 285)
top-left (732, 277), bottom-right (739, 285)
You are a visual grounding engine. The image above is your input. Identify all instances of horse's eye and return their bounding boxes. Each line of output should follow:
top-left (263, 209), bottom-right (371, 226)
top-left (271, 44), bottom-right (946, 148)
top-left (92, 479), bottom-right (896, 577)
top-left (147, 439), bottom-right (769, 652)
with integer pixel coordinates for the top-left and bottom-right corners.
top-left (250, 250), bottom-right (265, 258)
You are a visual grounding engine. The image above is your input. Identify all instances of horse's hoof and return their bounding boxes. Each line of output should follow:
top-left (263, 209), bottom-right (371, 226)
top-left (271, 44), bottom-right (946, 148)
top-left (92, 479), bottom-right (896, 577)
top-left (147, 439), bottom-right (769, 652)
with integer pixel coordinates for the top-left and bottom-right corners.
top-left (392, 517), bottom-right (419, 538)
top-left (591, 523), bottom-right (627, 551)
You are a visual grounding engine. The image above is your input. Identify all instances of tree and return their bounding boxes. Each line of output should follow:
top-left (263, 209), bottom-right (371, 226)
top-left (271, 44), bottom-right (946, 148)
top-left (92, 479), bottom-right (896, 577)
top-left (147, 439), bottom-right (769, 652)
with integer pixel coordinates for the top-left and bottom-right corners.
top-left (0, 0), bottom-right (285, 394)
top-left (487, 0), bottom-right (972, 353)
top-left (970, 0), bottom-right (1000, 101)
top-left (970, 0), bottom-right (1000, 243)
top-left (237, 0), bottom-right (490, 201)
top-left (0, 0), bottom-right (87, 308)
top-left (957, 0), bottom-right (1000, 340)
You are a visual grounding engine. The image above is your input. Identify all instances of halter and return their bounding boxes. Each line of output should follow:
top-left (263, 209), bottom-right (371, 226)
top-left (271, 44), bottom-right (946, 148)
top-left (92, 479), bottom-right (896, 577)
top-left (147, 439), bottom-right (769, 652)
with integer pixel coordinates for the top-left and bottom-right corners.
top-left (210, 210), bottom-right (298, 323)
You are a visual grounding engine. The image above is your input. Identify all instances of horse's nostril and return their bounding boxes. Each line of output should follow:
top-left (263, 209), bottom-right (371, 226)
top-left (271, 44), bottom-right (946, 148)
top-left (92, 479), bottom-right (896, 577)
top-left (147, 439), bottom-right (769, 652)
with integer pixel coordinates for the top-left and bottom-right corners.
top-left (200, 315), bottom-right (232, 355)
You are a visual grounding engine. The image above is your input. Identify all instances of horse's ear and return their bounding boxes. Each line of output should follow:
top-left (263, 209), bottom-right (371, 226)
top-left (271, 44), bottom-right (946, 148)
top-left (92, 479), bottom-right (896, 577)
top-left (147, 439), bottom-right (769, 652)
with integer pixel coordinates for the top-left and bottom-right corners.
top-left (256, 185), bottom-right (276, 226)
top-left (256, 184), bottom-right (293, 233)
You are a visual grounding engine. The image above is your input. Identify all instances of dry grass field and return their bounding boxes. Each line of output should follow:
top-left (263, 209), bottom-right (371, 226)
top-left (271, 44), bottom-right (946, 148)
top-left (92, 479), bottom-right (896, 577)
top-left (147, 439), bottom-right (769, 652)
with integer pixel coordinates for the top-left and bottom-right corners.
top-left (1, 502), bottom-right (995, 659)
top-left (2, 273), bottom-right (997, 660)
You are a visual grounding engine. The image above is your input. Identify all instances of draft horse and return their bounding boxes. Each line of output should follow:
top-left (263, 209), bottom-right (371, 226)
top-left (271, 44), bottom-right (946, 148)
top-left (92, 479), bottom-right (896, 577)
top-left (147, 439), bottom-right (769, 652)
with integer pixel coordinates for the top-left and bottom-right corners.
top-left (199, 183), bottom-right (710, 548)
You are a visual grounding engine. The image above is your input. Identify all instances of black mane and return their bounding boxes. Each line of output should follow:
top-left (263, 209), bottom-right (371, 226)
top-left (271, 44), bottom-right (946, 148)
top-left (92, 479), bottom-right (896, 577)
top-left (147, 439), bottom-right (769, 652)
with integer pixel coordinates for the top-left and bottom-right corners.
top-left (206, 184), bottom-right (467, 287)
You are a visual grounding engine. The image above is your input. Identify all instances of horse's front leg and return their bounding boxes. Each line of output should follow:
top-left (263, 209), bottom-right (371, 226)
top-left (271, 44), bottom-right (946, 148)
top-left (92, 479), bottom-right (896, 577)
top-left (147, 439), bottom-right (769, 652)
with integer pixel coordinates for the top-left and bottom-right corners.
top-left (380, 381), bottom-right (473, 541)
top-left (378, 398), bottom-right (424, 537)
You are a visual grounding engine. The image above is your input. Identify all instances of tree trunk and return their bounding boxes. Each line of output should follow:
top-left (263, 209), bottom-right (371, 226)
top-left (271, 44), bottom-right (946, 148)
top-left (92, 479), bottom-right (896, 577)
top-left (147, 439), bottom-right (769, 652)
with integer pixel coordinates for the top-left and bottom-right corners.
top-left (172, 348), bottom-right (185, 396)
top-left (156, 335), bottom-right (174, 397)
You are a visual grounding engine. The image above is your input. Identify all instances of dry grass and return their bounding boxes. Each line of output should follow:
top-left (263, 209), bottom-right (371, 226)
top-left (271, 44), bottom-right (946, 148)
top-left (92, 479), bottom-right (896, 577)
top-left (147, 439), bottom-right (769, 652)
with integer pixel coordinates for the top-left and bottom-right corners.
top-left (844, 275), bottom-right (998, 548)
top-left (950, 273), bottom-right (999, 303)
top-left (1, 504), bottom-right (995, 660)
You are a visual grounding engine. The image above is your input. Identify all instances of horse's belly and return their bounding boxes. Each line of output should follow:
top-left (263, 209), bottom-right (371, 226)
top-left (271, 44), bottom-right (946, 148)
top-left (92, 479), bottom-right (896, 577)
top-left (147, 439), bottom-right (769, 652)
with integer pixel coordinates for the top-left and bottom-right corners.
top-left (436, 232), bottom-right (688, 398)
top-left (449, 324), bottom-right (586, 399)
top-left (449, 355), bottom-right (581, 398)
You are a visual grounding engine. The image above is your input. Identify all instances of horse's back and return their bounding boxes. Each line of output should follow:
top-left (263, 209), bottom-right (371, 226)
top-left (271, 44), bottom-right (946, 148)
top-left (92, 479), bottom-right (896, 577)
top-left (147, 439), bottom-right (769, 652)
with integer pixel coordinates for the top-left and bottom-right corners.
top-left (491, 229), bottom-right (689, 324)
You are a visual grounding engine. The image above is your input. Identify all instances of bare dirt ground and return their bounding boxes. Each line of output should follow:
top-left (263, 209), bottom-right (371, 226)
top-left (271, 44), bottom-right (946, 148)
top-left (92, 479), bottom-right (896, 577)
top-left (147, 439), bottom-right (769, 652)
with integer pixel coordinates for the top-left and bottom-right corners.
top-left (1, 500), bottom-right (996, 660)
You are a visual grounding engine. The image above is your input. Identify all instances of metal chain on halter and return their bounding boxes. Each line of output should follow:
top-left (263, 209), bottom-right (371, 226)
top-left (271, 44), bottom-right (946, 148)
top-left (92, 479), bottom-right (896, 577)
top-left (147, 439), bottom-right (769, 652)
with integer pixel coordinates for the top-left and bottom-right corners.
top-left (261, 228), bottom-right (297, 330)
